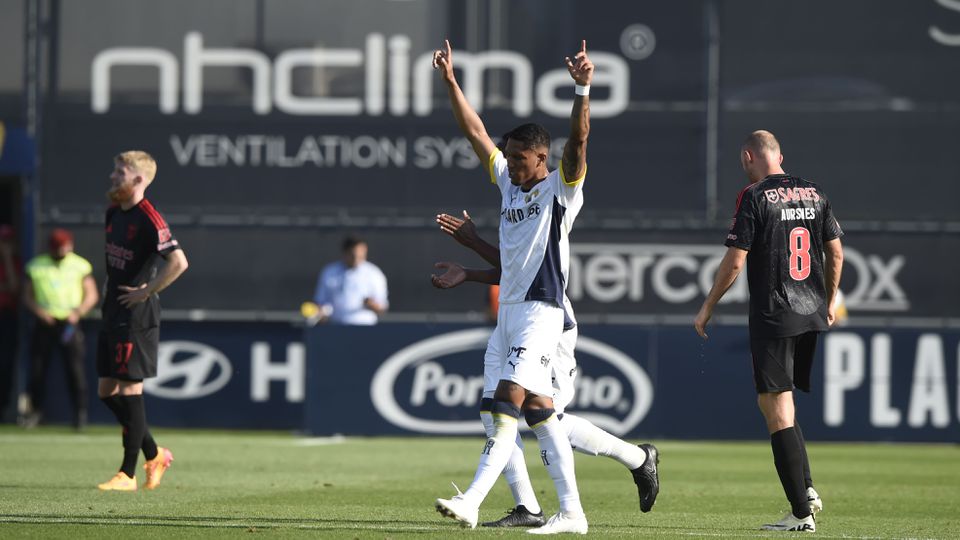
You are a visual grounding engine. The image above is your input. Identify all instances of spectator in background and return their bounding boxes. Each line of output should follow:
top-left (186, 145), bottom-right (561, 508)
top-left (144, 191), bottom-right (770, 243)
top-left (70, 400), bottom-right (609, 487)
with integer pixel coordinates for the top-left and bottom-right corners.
top-left (22, 228), bottom-right (98, 429)
top-left (313, 235), bottom-right (388, 325)
top-left (0, 225), bottom-right (20, 422)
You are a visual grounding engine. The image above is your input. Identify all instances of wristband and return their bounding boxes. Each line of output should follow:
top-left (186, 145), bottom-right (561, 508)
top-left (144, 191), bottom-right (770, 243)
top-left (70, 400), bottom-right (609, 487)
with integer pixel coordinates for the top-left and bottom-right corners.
top-left (575, 84), bottom-right (590, 96)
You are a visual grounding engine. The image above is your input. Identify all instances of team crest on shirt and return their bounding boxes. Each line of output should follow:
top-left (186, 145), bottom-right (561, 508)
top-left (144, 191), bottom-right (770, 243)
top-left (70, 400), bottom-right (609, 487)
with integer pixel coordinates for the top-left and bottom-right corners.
top-left (764, 189), bottom-right (780, 204)
top-left (524, 189), bottom-right (540, 203)
top-left (126, 224), bottom-right (138, 240)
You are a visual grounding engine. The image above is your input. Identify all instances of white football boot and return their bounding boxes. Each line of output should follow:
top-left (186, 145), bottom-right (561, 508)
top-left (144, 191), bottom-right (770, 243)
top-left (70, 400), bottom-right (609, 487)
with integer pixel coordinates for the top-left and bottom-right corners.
top-left (761, 511), bottom-right (816, 532)
top-left (527, 512), bottom-right (588, 535)
top-left (434, 483), bottom-right (478, 529)
top-left (807, 487), bottom-right (823, 515)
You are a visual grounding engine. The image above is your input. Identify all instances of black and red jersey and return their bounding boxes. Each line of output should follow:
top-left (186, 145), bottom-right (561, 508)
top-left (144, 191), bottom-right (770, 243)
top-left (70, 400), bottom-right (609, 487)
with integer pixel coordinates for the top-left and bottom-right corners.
top-left (102, 199), bottom-right (180, 330)
top-left (725, 174), bottom-right (843, 338)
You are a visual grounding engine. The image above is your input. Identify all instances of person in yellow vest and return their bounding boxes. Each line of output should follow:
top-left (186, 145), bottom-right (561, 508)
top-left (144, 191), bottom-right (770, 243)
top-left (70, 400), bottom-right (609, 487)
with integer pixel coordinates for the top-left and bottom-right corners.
top-left (22, 228), bottom-right (99, 429)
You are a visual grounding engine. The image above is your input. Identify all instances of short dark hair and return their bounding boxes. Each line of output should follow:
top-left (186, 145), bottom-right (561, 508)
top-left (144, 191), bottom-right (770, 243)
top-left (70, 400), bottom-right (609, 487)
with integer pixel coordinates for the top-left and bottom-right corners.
top-left (505, 123), bottom-right (551, 151)
top-left (341, 235), bottom-right (366, 252)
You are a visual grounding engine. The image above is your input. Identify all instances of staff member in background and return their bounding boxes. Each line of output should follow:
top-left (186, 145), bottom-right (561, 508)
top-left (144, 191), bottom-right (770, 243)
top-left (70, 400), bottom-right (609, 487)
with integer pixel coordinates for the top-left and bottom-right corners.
top-left (22, 228), bottom-right (98, 429)
top-left (313, 235), bottom-right (388, 325)
top-left (0, 224), bottom-right (21, 422)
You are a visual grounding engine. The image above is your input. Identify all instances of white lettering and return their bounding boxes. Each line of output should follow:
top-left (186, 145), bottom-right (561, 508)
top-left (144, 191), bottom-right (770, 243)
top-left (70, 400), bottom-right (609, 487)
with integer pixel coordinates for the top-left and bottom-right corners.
top-left (91, 47), bottom-right (179, 113)
top-left (91, 32), bottom-right (631, 117)
top-left (184, 32), bottom-right (271, 115)
top-left (824, 333), bottom-right (865, 427)
top-left (250, 342), bottom-right (305, 402)
top-left (843, 248), bottom-right (908, 311)
top-left (274, 49), bottom-right (364, 115)
top-left (651, 255), bottom-right (699, 303)
top-left (408, 362), bottom-right (483, 407)
top-left (870, 334), bottom-right (901, 427)
top-left (908, 334), bottom-right (950, 428)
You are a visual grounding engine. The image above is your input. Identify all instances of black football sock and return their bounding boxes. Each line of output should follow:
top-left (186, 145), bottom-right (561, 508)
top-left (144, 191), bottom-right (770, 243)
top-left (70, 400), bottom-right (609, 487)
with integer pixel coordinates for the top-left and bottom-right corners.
top-left (120, 395), bottom-right (148, 478)
top-left (770, 427), bottom-right (810, 519)
top-left (142, 430), bottom-right (159, 461)
top-left (100, 395), bottom-right (126, 423)
top-left (794, 421), bottom-right (813, 489)
top-left (101, 395), bottom-right (133, 477)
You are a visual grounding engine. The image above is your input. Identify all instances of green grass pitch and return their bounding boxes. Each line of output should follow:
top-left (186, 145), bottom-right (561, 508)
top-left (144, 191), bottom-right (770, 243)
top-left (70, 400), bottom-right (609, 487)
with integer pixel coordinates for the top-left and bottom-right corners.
top-left (0, 426), bottom-right (958, 538)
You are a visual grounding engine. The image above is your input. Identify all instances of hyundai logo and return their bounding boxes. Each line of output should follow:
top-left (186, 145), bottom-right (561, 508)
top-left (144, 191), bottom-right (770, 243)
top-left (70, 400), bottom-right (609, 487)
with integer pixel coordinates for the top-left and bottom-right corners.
top-left (144, 341), bottom-right (232, 399)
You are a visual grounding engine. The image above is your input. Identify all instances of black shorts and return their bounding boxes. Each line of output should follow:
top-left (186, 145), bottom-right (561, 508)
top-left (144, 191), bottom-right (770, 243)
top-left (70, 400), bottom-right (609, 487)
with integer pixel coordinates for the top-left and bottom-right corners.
top-left (96, 327), bottom-right (159, 381)
top-left (750, 332), bottom-right (819, 394)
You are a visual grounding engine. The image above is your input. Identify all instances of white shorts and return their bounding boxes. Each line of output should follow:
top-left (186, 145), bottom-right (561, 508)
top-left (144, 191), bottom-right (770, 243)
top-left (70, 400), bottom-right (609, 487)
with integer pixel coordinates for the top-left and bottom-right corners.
top-left (489, 301), bottom-right (564, 399)
top-left (483, 324), bottom-right (578, 414)
top-left (551, 325), bottom-right (578, 414)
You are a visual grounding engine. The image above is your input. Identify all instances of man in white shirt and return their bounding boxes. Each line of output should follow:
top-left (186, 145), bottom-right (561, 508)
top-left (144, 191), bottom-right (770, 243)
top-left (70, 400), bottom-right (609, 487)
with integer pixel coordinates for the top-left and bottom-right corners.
top-left (431, 40), bottom-right (641, 535)
top-left (314, 236), bottom-right (388, 326)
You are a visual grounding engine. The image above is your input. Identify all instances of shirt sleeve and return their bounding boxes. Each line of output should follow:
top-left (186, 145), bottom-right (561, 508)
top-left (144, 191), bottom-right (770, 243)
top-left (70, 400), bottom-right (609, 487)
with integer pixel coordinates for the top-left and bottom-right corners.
top-left (488, 150), bottom-right (512, 196)
top-left (314, 267), bottom-right (331, 307)
top-left (79, 256), bottom-right (93, 277)
top-left (143, 206), bottom-right (180, 255)
top-left (725, 188), bottom-right (757, 251)
top-left (555, 162), bottom-right (586, 208)
top-left (821, 198), bottom-right (844, 241)
top-left (370, 265), bottom-right (389, 308)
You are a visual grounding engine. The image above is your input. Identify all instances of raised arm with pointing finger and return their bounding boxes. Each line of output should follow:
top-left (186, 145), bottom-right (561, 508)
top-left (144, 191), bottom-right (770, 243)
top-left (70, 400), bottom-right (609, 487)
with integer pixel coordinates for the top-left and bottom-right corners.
top-left (433, 40), bottom-right (496, 163)
top-left (561, 40), bottom-right (593, 182)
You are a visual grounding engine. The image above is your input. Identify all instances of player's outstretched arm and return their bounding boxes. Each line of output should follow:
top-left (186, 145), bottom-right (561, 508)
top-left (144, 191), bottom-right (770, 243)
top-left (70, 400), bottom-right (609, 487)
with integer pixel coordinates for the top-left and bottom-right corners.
top-left (824, 238), bottom-right (844, 326)
top-left (437, 210), bottom-right (501, 269)
top-left (432, 39), bottom-right (496, 163)
top-left (431, 262), bottom-right (500, 289)
top-left (561, 40), bottom-right (593, 182)
top-left (694, 246), bottom-right (747, 338)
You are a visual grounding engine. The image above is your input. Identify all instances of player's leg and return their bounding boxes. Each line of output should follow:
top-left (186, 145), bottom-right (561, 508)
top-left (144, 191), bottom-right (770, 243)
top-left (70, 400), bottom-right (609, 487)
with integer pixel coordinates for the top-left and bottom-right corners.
top-left (436, 320), bottom-right (522, 529)
top-left (501, 302), bottom-right (586, 534)
top-left (792, 332), bottom-right (822, 514)
top-left (478, 336), bottom-right (544, 527)
top-left (752, 336), bottom-right (815, 531)
top-left (96, 375), bottom-right (138, 491)
top-left (126, 327), bottom-right (172, 489)
top-left (552, 327), bottom-right (659, 512)
top-left (553, 329), bottom-right (645, 469)
top-left (60, 328), bottom-right (88, 429)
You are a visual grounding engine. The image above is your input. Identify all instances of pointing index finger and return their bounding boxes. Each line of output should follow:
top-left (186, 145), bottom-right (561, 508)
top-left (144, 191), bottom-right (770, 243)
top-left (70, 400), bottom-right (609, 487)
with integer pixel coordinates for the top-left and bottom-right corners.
top-left (444, 39), bottom-right (452, 55)
top-left (581, 40), bottom-right (586, 54)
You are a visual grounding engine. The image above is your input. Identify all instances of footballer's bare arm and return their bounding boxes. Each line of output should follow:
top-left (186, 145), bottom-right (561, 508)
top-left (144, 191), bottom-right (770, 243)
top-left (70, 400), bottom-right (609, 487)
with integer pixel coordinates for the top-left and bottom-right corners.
top-left (432, 39), bottom-right (497, 163)
top-left (437, 210), bottom-right (501, 269)
top-left (561, 40), bottom-right (593, 182)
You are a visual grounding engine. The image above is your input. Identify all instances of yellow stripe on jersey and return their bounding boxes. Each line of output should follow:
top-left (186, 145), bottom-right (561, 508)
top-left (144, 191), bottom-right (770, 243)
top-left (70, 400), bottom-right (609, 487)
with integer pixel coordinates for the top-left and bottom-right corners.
top-left (488, 150), bottom-right (500, 184)
top-left (559, 162), bottom-right (587, 186)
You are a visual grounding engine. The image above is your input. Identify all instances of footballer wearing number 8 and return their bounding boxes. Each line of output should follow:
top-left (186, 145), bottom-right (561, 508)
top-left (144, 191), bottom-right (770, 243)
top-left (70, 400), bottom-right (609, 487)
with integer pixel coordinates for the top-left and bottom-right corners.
top-left (695, 130), bottom-right (844, 532)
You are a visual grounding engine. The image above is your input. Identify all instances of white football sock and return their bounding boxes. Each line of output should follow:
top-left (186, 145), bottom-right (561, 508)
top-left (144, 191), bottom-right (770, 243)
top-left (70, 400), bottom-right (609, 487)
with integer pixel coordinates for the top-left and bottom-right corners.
top-left (480, 411), bottom-right (541, 514)
top-left (462, 406), bottom-right (520, 507)
top-left (562, 413), bottom-right (646, 470)
top-left (531, 411), bottom-right (584, 518)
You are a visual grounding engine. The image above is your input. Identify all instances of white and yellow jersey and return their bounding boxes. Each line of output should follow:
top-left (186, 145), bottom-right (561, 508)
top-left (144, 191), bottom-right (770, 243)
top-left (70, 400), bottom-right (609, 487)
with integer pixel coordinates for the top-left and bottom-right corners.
top-left (488, 150), bottom-right (585, 317)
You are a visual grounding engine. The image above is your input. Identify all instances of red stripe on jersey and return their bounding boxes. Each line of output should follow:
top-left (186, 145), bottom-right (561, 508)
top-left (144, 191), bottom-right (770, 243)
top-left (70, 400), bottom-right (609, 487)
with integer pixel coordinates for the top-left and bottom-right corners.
top-left (139, 199), bottom-right (169, 232)
top-left (733, 184), bottom-right (754, 214)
